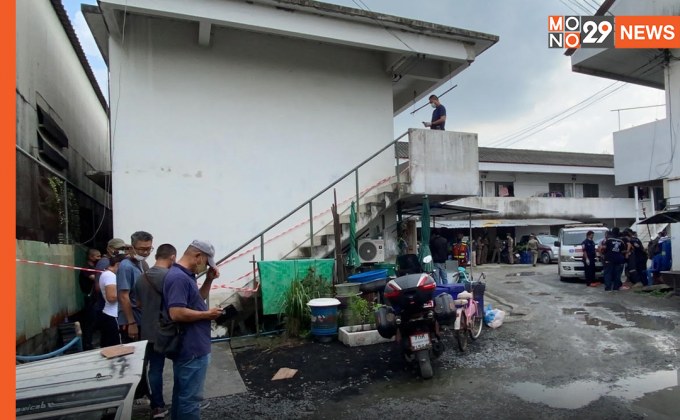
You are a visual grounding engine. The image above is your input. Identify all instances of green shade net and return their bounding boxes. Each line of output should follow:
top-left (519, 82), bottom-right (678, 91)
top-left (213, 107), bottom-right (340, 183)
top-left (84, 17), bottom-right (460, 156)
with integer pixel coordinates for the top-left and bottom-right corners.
top-left (346, 201), bottom-right (360, 269)
top-left (258, 259), bottom-right (335, 315)
top-left (418, 195), bottom-right (434, 272)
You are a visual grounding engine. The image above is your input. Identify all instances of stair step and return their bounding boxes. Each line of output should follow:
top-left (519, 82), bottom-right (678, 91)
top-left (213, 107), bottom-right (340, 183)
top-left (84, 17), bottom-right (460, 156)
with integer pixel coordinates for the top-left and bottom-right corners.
top-left (312, 233), bottom-right (334, 246)
top-left (358, 201), bottom-right (385, 213)
top-left (298, 244), bottom-right (331, 258)
top-left (373, 183), bottom-right (398, 195)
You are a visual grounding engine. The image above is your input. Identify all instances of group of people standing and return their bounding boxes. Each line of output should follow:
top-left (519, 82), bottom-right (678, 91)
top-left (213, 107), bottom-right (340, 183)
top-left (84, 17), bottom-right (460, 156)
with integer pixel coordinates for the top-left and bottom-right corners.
top-left (78, 233), bottom-right (222, 420)
top-left (427, 232), bottom-right (517, 285)
top-left (580, 227), bottom-right (670, 291)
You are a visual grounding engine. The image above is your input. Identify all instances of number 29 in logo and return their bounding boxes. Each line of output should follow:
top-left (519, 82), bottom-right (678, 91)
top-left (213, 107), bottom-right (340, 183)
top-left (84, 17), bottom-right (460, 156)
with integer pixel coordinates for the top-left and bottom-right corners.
top-left (581, 16), bottom-right (614, 48)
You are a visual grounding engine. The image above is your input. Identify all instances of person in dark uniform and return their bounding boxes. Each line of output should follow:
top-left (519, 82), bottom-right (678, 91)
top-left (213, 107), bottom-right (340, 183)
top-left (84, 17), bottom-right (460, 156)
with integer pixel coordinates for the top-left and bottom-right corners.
top-left (601, 227), bottom-right (626, 291)
top-left (581, 231), bottom-right (599, 287)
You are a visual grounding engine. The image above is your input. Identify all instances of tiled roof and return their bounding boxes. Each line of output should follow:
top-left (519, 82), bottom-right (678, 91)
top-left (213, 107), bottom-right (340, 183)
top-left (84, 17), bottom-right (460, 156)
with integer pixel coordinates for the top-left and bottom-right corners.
top-left (394, 142), bottom-right (613, 168)
top-left (478, 147), bottom-right (613, 168)
top-left (50, 0), bottom-right (107, 110)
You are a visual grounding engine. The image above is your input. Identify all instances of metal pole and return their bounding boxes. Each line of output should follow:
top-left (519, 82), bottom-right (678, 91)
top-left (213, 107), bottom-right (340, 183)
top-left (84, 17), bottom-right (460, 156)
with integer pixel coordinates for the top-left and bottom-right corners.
top-left (252, 256), bottom-right (260, 336)
top-left (634, 185), bottom-right (640, 224)
top-left (260, 235), bottom-right (264, 261)
top-left (395, 144), bottom-right (400, 186)
top-left (309, 202), bottom-right (314, 252)
top-left (468, 212), bottom-right (473, 280)
top-left (63, 181), bottom-right (70, 244)
top-left (355, 169), bottom-right (360, 210)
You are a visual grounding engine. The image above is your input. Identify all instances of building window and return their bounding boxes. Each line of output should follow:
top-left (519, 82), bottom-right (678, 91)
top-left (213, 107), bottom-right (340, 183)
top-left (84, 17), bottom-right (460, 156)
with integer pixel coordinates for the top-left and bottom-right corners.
top-left (582, 183), bottom-right (599, 198)
top-left (548, 183), bottom-right (566, 197)
top-left (495, 182), bottom-right (514, 197)
top-left (36, 105), bottom-right (69, 171)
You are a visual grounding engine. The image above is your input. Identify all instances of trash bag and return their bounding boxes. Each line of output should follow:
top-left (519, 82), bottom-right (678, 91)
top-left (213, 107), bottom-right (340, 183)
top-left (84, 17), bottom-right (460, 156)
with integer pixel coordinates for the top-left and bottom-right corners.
top-left (483, 304), bottom-right (495, 324)
top-left (488, 309), bottom-right (506, 329)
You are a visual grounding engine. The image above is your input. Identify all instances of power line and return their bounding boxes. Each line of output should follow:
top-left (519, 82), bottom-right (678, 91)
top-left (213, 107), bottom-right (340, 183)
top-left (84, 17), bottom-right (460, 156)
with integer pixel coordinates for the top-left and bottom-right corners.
top-left (486, 81), bottom-right (624, 147)
top-left (567, 0), bottom-right (592, 15)
top-left (559, 0), bottom-right (581, 15)
top-left (486, 51), bottom-right (666, 149)
top-left (350, 0), bottom-right (416, 53)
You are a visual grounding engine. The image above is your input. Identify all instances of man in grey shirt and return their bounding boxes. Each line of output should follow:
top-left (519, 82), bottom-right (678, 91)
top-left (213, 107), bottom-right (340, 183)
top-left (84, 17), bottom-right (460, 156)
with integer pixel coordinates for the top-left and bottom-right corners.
top-left (135, 243), bottom-right (177, 419)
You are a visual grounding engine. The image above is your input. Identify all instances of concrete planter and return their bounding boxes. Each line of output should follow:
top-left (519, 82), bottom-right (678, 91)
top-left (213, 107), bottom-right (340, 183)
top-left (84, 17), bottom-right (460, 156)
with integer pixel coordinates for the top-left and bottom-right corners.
top-left (338, 324), bottom-right (394, 347)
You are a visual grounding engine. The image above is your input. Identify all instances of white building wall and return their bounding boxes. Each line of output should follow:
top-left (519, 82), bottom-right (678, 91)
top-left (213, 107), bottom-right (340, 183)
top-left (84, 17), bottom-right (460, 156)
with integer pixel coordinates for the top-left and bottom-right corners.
top-left (481, 171), bottom-right (625, 198)
top-left (110, 16), bottom-right (395, 288)
top-left (15, 0), bottom-right (110, 201)
top-left (613, 120), bottom-right (672, 186)
top-left (457, 197), bottom-right (636, 220)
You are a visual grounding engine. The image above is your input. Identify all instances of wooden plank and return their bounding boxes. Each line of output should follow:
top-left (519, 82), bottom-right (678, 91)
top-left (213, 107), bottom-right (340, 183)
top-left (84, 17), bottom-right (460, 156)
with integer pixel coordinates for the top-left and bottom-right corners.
top-left (271, 367), bottom-right (298, 381)
top-left (100, 345), bottom-right (135, 359)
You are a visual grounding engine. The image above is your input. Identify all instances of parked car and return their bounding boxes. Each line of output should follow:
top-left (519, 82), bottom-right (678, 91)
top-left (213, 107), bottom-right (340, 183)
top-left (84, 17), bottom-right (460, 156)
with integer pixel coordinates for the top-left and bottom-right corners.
top-left (518, 234), bottom-right (560, 264)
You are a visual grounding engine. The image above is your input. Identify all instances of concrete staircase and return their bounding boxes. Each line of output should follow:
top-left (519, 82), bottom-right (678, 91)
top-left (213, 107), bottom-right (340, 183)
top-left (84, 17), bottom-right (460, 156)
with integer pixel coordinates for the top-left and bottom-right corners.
top-left (285, 181), bottom-right (402, 260)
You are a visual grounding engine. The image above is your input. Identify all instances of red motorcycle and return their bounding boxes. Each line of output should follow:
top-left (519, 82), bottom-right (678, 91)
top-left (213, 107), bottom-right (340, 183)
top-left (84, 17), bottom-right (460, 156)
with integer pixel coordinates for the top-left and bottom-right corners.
top-left (376, 256), bottom-right (455, 379)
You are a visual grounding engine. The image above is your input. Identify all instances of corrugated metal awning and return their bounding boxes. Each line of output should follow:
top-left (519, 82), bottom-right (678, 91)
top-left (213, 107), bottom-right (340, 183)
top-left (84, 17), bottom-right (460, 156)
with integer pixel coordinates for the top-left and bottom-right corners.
top-left (417, 218), bottom-right (582, 229)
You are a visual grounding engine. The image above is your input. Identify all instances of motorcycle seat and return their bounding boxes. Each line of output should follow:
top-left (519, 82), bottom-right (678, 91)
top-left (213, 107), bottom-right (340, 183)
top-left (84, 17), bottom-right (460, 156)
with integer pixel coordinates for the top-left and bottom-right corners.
top-left (456, 291), bottom-right (473, 300)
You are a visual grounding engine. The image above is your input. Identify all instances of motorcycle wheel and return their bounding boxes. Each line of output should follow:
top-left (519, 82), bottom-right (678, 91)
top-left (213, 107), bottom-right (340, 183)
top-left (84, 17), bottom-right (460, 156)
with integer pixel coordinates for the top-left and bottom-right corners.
top-left (416, 349), bottom-right (433, 379)
top-left (469, 313), bottom-right (483, 340)
top-left (457, 313), bottom-right (468, 352)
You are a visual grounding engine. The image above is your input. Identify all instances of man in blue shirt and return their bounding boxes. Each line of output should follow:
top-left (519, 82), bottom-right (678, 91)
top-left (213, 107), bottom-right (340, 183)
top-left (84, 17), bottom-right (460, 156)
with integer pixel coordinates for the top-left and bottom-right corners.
top-left (117, 231), bottom-right (154, 342)
top-left (422, 94), bottom-right (446, 130)
top-left (164, 240), bottom-right (222, 420)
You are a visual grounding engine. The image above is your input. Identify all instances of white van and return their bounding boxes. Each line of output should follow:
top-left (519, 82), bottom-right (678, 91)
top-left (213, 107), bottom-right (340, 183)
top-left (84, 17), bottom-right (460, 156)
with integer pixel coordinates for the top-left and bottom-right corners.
top-left (556, 224), bottom-right (608, 281)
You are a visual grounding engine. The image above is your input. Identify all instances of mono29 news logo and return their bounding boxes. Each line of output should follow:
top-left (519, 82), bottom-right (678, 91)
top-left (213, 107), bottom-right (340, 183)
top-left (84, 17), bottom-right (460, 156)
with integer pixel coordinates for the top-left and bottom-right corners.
top-left (548, 15), bottom-right (680, 49)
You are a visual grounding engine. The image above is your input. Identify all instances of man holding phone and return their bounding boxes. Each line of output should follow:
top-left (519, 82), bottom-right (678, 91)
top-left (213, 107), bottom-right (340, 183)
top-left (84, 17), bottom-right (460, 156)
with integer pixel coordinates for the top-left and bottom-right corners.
top-left (422, 94), bottom-right (446, 130)
top-left (163, 240), bottom-right (223, 420)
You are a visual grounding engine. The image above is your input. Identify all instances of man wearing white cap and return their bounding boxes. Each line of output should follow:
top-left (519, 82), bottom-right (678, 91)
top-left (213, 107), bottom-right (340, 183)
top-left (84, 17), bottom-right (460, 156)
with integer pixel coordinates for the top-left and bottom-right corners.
top-left (163, 240), bottom-right (223, 420)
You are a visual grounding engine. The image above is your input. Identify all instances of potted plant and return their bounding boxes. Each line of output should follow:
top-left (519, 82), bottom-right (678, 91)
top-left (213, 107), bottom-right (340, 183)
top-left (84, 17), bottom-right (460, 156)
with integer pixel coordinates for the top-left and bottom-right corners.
top-left (279, 268), bottom-right (332, 338)
top-left (338, 297), bottom-right (392, 347)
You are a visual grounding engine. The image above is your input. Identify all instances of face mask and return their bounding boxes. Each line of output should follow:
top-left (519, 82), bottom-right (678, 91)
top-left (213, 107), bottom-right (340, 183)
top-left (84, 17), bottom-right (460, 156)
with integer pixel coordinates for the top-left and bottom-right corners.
top-left (134, 254), bottom-right (147, 262)
top-left (430, 103), bottom-right (436, 108)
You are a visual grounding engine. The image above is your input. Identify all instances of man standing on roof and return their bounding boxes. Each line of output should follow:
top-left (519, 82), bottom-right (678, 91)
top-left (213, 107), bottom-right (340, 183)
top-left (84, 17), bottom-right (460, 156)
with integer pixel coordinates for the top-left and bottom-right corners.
top-left (422, 95), bottom-right (446, 130)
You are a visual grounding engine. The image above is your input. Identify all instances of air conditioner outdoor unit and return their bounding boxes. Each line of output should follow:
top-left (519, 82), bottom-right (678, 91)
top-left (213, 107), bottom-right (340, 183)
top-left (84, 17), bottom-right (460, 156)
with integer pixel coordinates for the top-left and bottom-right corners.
top-left (358, 239), bottom-right (385, 264)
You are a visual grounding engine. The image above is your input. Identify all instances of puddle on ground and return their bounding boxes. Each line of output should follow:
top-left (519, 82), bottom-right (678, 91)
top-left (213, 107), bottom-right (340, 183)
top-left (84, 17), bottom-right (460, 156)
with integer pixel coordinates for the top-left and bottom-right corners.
top-left (529, 292), bottom-right (550, 296)
top-left (582, 302), bottom-right (675, 331)
top-left (583, 315), bottom-right (624, 330)
top-left (562, 308), bottom-right (587, 315)
top-left (505, 272), bottom-right (536, 277)
top-left (504, 281), bottom-right (521, 284)
top-left (507, 369), bottom-right (680, 410)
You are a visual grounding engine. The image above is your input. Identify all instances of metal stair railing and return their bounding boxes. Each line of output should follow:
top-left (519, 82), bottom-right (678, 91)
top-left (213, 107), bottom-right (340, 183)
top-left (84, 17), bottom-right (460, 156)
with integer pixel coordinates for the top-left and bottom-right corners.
top-left (279, 172), bottom-right (406, 261)
top-left (213, 131), bottom-right (410, 268)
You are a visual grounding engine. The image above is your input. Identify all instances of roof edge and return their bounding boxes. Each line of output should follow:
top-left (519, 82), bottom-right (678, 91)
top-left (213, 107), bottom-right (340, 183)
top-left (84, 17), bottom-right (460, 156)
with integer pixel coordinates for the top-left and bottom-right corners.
top-left (50, 0), bottom-right (108, 111)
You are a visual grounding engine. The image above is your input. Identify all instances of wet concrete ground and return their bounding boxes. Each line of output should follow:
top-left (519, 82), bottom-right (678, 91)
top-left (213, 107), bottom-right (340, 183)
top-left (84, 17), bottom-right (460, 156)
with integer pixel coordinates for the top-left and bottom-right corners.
top-left (203, 264), bottom-right (680, 419)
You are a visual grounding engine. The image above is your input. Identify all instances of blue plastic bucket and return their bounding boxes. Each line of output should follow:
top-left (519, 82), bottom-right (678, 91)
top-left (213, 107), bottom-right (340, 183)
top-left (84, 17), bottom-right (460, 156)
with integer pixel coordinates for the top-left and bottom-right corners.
top-left (307, 298), bottom-right (341, 336)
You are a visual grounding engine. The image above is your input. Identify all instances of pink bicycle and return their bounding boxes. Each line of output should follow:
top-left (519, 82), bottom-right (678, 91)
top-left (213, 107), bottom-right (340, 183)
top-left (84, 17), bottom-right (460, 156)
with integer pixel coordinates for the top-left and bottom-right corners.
top-left (452, 276), bottom-right (485, 352)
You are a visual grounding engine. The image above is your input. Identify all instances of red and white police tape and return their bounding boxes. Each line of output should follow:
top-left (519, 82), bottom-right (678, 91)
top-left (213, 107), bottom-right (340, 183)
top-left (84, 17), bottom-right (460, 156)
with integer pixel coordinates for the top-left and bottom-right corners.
top-left (14, 173), bottom-right (393, 292)
top-left (15, 258), bottom-right (104, 273)
top-left (16, 258), bottom-right (259, 292)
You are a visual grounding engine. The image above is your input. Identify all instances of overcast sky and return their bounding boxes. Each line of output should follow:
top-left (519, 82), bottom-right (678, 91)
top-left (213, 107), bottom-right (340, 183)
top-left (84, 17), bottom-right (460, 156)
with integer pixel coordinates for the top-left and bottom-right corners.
top-left (63, 0), bottom-right (665, 154)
